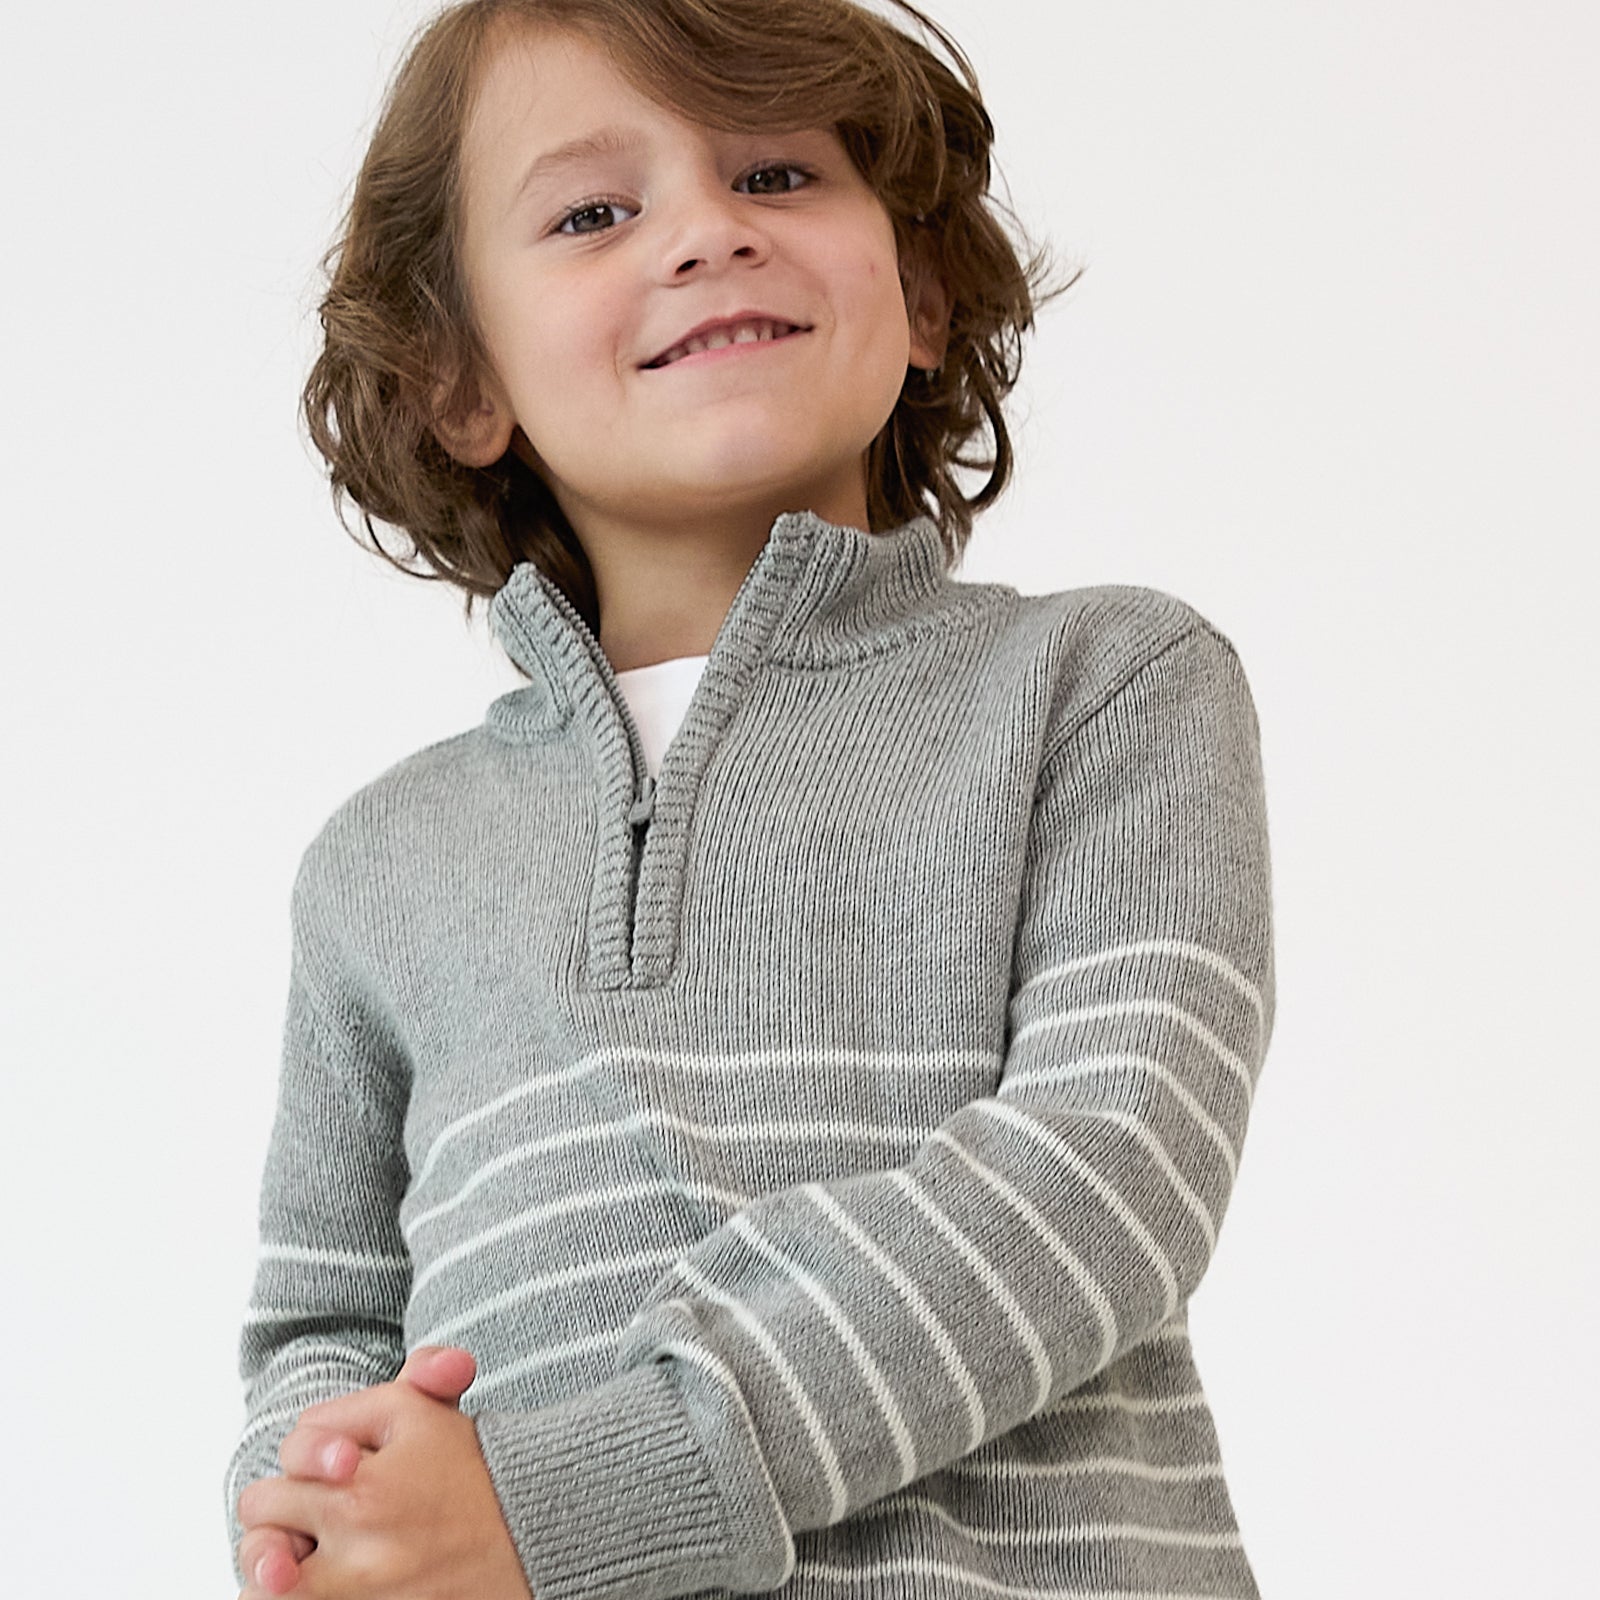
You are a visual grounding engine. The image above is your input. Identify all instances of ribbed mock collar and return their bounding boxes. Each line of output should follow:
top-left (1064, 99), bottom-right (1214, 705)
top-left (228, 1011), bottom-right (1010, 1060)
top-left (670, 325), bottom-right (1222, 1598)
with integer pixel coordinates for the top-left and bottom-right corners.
top-left (485, 512), bottom-right (955, 740)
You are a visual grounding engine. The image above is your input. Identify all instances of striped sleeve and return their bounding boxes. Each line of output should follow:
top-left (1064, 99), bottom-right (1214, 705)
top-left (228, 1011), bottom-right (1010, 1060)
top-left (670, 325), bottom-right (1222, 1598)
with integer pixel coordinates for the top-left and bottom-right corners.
top-left (473, 620), bottom-right (1276, 1600)
top-left (221, 869), bottom-right (412, 1580)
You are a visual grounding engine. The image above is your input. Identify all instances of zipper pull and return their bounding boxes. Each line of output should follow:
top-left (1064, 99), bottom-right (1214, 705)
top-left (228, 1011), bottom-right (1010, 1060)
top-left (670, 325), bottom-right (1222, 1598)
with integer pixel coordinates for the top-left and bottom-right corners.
top-left (628, 773), bottom-right (656, 828)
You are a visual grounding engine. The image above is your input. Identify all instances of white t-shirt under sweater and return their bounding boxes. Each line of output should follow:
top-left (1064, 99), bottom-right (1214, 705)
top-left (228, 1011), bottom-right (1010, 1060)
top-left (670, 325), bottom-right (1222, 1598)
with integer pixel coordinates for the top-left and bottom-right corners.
top-left (612, 653), bottom-right (710, 777)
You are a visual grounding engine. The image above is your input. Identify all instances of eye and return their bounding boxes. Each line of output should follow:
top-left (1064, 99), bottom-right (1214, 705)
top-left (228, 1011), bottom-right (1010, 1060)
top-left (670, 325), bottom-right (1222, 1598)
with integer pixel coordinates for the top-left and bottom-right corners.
top-left (555, 198), bottom-right (638, 236)
top-left (735, 164), bottom-right (813, 197)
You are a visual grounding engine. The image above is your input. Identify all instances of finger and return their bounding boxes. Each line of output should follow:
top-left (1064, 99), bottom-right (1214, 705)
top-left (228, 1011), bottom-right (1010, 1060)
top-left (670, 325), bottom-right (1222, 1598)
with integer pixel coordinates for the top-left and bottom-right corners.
top-left (296, 1381), bottom-right (406, 1446)
top-left (279, 1422), bottom-right (363, 1482)
top-left (237, 1526), bottom-right (311, 1596)
top-left (397, 1344), bottom-right (477, 1404)
top-left (237, 1473), bottom-right (333, 1539)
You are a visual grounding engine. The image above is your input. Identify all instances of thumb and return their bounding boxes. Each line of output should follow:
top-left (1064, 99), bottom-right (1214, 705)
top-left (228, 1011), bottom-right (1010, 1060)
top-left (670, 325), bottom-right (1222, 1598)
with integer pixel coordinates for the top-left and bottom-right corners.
top-left (396, 1344), bottom-right (477, 1406)
top-left (289, 1348), bottom-right (477, 1456)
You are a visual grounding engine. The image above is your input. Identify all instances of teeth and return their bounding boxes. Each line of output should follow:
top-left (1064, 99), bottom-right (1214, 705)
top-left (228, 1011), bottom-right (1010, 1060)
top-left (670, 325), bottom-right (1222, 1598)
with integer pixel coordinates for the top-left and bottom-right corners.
top-left (659, 319), bottom-right (793, 366)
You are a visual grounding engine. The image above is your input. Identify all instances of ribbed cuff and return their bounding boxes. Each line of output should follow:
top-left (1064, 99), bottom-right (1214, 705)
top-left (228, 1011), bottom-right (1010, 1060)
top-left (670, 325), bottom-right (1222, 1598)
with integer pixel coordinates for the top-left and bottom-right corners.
top-left (475, 1360), bottom-right (785, 1599)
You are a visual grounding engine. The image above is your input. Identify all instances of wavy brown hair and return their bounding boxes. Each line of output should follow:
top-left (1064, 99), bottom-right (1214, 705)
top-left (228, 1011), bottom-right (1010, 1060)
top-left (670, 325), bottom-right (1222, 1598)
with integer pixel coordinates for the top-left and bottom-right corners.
top-left (303, 0), bottom-right (1072, 632)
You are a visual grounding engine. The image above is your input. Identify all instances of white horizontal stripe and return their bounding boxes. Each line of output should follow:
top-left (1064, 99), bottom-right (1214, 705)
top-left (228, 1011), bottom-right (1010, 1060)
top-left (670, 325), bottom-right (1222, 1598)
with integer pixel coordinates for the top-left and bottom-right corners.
top-left (1045, 1388), bottom-right (1213, 1417)
top-left (409, 1054), bottom-right (611, 1194)
top-left (888, 1170), bottom-right (1054, 1416)
top-left (464, 1325), bottom-right (626, 1398)
top-left (412, 1044), bottom-right (996, 1195)
top-left (1014, 938), bottom-right (1264, 1029)
top-left (242, 1305), bottom-right (404, 1336)
top-left (1015, 998), bottom-right (1257, 1106)
top-left (1005, 1052), bottom-right (1239, 1179)
top-left (598, 1045), bottom-right (995, 1078)
top-left (800, 1556), bottom-right (1236, 1599)
top-left (410, 1178), bottom-right (745, 1297)
top-left (670, 1265), bottom-right (851, 1522)
top-left (243, 1305), bottom-right (331, 1327)
top-left (949, 1454), bottom-right (1226, 1484)
top-left (853, 1490), bottom-right (1247, 1550)
top-left (728, 1212), bottom-right (919, 1486)
top-left (414, 1247), bottom-right (677, 1347)
top-left (1095, 1110), bottom-right (1217, 1253)
top-left (977, 1099), bottom-right (1181, 1319)
top-left (407, 1121), bottom-right (655, 1235)
top-left (253, 1357), bottom-right (380, 1412)
top-left (926, 1130), bottom-right (1120, 1370)
top-left (408, 1128), bottom-right (599, 1235)
top-left (556, 1111), bottom-right (914, 1150)
top-left (258, 1244), bottom-right (409, 1272)
top-left (249, 1339), bottom-right (391, 1389)
top-left (805, 1186), bottom-right (981, 1464)
top-left (408, 1110), bottom-right (908, 1236)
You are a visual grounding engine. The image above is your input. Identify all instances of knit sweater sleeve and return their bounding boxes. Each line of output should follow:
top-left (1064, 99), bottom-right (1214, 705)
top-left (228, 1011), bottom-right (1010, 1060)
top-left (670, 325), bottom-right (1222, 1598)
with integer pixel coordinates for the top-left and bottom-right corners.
top-left (221, 864), bottom-right (412, 1579)
top-left (473, 619), bottom-right (1276, 1599)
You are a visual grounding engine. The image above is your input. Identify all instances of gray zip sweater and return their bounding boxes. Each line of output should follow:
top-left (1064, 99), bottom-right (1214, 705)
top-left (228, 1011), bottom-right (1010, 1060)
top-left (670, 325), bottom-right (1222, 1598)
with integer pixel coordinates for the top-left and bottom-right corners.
top-left (227, 512), bottom-right (1276, 1599)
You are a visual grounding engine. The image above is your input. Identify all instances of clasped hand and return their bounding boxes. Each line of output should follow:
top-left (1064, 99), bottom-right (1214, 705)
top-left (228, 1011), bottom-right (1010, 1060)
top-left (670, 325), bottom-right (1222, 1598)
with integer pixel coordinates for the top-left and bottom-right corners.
top-left (235, 1346), bottom-right (531, 1600)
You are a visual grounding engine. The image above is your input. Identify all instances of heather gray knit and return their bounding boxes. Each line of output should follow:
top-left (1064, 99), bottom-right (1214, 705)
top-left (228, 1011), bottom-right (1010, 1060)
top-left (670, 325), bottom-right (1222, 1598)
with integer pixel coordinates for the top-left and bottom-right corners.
top-left (226, 512), bottom-right (1275, 1599)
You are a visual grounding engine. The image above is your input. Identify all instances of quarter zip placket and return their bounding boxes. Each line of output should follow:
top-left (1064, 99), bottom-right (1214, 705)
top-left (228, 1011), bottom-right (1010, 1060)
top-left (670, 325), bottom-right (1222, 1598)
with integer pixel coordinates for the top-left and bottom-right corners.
top-left (532, 576), bottom-right (664, 979)
top-left (624, 771), bottom-right (657, 954)
top-left (487, 511), bottom-right (917, 990)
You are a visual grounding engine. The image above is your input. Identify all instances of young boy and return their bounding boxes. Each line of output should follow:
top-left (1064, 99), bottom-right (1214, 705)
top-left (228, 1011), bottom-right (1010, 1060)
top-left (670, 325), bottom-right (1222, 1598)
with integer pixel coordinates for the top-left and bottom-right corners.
top-left (228, 3), bottom-right (1275, 1597)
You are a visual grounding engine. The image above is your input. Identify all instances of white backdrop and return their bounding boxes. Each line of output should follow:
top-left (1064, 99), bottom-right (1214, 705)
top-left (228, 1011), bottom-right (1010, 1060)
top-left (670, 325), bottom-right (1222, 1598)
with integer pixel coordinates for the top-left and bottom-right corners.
top-left (2, 2), bottom-right (1594, 1594)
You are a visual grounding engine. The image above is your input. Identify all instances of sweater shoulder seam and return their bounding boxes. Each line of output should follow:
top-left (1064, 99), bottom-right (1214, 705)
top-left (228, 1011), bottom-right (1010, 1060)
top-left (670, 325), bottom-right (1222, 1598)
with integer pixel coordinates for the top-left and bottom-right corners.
top-left (1040, 617), bottom-right (1227, 770)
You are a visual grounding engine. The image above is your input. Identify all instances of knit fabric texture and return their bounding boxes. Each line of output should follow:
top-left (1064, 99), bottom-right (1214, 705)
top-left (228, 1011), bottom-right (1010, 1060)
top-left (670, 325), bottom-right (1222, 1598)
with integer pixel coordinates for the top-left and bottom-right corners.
top-left (226, 512), bottom-right (1276, 1598)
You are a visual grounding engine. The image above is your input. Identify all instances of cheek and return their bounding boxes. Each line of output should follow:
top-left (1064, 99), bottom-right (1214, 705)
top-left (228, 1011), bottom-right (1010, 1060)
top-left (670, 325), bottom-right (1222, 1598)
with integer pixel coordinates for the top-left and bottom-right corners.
top-left (865, 267), bottom-right (913, 367)
top-left (837, 246), bottom-right (911, 349)
top-left (486, 288), bottom-right (611, 433)
top-left (544, 284), bottom-right (629, 384)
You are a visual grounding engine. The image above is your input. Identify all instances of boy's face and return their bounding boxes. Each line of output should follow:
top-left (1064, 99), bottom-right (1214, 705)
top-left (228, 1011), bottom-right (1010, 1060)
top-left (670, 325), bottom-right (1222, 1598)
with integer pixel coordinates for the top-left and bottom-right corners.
top-left (441, 26), bottom-right (942, 547)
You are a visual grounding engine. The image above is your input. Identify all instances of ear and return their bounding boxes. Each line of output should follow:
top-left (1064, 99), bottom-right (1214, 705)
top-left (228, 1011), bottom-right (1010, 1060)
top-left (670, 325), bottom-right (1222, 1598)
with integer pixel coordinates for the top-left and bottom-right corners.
top-left (429, 368), bottom-right (517, 469)
top-left (901, 239), bottom-right (952, 374)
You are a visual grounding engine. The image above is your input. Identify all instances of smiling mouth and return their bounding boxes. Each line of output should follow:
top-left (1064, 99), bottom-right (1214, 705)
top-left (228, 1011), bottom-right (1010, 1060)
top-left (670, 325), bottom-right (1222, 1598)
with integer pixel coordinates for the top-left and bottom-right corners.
top-left (643, 318), bottom-right (807, 369)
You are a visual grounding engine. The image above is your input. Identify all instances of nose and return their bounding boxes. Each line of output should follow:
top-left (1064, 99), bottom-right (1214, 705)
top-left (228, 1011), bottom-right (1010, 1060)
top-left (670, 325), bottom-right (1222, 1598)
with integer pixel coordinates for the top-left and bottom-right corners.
top-left (656, 178), bottom-right (772, 280)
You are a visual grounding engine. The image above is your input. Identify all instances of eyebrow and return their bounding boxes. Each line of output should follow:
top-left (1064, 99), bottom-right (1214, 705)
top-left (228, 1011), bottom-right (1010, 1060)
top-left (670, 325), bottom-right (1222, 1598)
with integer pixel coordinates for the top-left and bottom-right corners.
top-left (511, 126), bottom-right (642, 213)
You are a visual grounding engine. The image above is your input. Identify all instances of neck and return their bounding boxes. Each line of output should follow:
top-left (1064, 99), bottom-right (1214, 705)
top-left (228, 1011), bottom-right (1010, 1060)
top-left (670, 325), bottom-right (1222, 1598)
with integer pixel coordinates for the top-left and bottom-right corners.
top-left (488, 513), bottom-right (951, 733)
top-left (591, 525), bottom-right (763, 672)
top-left (566, 488), bottom-right (872, 674)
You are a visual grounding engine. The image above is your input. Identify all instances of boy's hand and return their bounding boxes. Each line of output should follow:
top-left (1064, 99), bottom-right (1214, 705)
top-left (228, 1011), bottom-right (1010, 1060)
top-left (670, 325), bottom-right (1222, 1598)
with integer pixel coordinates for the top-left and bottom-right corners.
top-left (237, 1366), bottom-right (529, 1600)
top-left (236, 1345), bottom-right (481, 1598)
